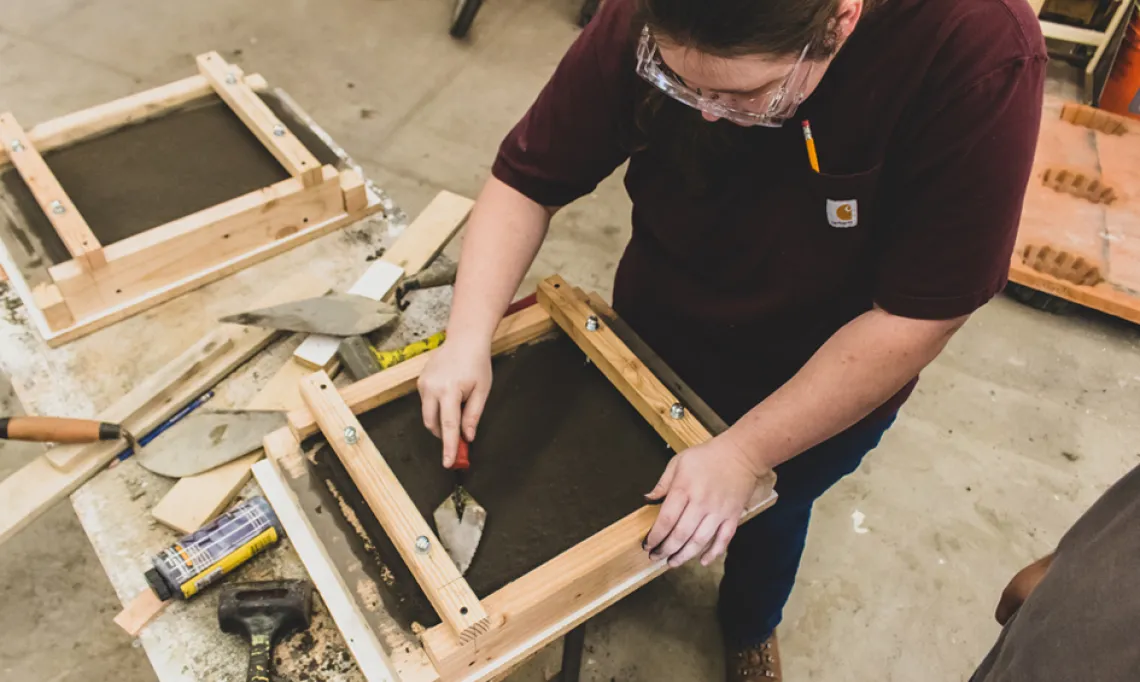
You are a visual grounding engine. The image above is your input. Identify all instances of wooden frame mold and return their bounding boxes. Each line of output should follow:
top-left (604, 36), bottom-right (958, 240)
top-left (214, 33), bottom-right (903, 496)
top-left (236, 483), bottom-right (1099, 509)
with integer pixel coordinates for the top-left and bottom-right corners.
top-left (269, 275), bottom-right (778, 682)
top-left (0, 51), bottom-right (381, 347)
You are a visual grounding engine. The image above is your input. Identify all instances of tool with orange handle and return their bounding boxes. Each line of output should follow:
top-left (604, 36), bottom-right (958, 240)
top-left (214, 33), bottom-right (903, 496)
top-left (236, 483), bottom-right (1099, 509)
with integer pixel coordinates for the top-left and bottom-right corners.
top-left (432, 438), bottom-right (486, 575)
top-left (0, 416), bottom-right (140, 452)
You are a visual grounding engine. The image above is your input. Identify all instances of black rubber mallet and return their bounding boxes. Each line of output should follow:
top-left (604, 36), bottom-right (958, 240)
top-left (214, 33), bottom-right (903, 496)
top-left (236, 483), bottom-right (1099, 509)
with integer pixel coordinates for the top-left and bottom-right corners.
top-left (217, 580), bottom-right (312, 682)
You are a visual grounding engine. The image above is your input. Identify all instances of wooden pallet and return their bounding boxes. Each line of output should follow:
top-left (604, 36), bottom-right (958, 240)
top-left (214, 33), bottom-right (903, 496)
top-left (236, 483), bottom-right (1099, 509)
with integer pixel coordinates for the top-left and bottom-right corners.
top-left (0, 51), bottom-right (380, 346)
top-left (1011, 97), bottom-right (1140, 324)
top-left (264, 277), bottom-right (778, 682)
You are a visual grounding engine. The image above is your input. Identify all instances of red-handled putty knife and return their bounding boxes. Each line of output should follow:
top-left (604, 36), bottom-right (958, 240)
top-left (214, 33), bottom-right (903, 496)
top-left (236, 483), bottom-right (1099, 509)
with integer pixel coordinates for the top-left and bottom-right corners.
top-left (432, 439), bottom-right (486, 575)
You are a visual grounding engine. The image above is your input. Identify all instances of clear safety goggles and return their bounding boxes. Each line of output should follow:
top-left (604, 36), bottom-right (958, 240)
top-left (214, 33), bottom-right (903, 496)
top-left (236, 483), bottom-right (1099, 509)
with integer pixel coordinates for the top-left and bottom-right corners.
top-left (635, 26), bottom-right (815, 128)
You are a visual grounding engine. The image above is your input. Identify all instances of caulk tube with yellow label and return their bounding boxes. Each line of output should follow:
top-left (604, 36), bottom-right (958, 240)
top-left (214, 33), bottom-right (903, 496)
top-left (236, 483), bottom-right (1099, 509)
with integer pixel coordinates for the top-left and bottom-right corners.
top-left (144, 496), bottom-right (284, 600)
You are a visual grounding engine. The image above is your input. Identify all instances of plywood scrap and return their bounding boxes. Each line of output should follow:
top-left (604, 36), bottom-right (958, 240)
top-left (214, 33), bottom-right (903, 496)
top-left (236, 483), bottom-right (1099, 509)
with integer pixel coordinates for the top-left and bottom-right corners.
top-left (1041, 166), bottom-right (1120, 204)
top-left (1020, 243), bottom-right (1104, 286)
top-left (1060, 102), bottom-right (1131, 135)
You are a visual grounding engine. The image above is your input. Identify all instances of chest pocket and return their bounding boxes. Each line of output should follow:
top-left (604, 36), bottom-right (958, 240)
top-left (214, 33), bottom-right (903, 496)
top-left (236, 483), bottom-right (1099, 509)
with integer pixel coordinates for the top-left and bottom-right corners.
top-left (768, 164), bottom-right (883, 303)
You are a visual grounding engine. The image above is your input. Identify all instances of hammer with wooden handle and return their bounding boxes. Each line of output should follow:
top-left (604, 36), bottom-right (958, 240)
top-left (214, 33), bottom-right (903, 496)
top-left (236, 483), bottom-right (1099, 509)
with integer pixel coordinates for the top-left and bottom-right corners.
top-left (0, 416), bottom-right (140, 451)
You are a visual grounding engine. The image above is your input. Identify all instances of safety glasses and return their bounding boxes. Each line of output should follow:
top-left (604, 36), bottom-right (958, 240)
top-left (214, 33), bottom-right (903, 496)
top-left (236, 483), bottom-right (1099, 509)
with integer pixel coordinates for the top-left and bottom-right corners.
top-left (635, 26), bottom-right (815, 127)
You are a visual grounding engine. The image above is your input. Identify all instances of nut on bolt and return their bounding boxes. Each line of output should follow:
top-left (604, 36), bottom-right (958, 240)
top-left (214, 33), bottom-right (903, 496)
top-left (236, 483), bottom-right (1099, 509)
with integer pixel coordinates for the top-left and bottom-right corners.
top-left (50, 200), bottom-right (66, 215)
top-left (414, 536), bottom-right (431, 553)
top-left (585, 315), bottom-right (600, 332)
top-left (272, 124), bottom-right (286, 137)
top-left (225, 73), bottom-right (238, 85)
top-left (9, 139), bottom-right (23, 153)
top-left (669, 403), bottom-right (685, 420)
top-left (343, 426), bottom-right (359, 444)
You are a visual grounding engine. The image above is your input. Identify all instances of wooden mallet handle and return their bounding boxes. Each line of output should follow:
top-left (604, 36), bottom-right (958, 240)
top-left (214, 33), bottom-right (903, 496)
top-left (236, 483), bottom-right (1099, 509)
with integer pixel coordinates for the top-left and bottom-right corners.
top-left (0, 416), bottom-right (122, 444)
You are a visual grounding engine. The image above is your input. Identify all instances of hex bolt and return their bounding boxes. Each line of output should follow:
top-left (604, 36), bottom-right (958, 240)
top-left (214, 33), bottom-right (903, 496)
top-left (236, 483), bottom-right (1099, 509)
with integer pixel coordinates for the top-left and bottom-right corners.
top-left (669, 403), bottom-right (685, 420)
top-left (50, 200), bottom-right (66, 215)
top-left (225, 73), bottom-right (238, 85)
top-left (343, 426), bottom-right (358, 444)
top-left (414, 536), bottom-right (431, 553)
top-left (9, 139), bottom-right (23, 153)
top-left (272, 124), bottom-right (286, 137)
top-left (585, 315), bottom-right (600, 332)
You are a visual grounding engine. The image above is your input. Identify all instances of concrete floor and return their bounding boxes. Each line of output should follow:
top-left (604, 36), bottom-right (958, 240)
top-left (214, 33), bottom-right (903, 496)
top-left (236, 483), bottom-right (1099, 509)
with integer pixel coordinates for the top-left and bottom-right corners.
top-left (1, 1), bottom-right (1139, 681)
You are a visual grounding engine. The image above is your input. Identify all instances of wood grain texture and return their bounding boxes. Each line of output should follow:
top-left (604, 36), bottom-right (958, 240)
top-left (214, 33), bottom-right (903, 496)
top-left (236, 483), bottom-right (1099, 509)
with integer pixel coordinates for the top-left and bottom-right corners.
top-left (298, 372), bottom-right (490, 642)
top-left (421, 488), bottom-right (779, 681)
top-left (0, 73), bottom-right (268, 166)
top-left (287, 303), bottom-right (556, 439)
top-left (45, 333), bottom-right (235, 470)
top-left (197, 51), bottom-right (322, 186)
top-left (254, 434), bottom-right (405, 682)
top-left (0, 112), bottom-right (104, 268)
top-left (536, 276), bottom-right (710, 452)
top-left (292, 190), bottom-right (474, 370)
top-left (0, 326), bottom-right (277, 546)
top-left (113, 588), bottom-right (167, 637)
top-left (49, 165), bottom-right (342, 320)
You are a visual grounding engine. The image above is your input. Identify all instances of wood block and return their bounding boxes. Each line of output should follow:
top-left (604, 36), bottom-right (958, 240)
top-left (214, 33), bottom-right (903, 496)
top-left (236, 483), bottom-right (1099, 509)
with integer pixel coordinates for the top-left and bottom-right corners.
top-left (30, 282), bottom-right (74, 330)
top-left (340, 168), bottom-right (368, 213)
top-left (298, 372), bottom-right (490, 642)
top-left (113, 588), bottom-right (167, 637)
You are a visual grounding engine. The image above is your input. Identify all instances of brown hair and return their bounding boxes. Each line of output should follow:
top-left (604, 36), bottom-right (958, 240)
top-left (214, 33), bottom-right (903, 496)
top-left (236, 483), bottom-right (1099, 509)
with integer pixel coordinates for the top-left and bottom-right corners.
top-left (631, 0), bottom-right (881, 191)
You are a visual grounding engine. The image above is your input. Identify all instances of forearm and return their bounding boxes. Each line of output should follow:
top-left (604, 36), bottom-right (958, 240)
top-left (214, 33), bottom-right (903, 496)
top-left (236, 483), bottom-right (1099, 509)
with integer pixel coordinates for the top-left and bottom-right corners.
top-left (447, 176), bottom-right (553, 347)
top-left (725, 307), bottom-right (967, 470)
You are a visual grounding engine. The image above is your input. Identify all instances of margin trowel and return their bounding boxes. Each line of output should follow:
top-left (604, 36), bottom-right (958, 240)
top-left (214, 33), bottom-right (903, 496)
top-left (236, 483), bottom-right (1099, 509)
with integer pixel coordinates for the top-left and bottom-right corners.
top-left (432, 439), bottom-right (486, 575)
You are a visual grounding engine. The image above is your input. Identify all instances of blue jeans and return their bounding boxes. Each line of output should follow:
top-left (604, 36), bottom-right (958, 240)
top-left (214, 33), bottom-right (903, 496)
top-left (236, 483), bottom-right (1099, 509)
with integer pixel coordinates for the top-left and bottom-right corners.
top-left (717, 415), bottom-right (896, 647)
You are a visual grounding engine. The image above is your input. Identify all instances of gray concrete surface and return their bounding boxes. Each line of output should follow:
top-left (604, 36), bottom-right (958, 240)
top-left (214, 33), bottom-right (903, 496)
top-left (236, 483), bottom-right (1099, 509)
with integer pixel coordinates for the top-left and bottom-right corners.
top-left (1, 1), bottom-right (1138, 681)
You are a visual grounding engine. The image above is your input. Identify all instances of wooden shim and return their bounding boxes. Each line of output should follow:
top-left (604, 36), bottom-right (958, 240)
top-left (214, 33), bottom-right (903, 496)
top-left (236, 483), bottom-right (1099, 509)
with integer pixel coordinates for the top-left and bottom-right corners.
top-left (49, 165), bottom-right (342, 320)
top-left (298, 372), bottom-right (490, 642)
top-left (254, 435), bottom-right (404, 682)
top-left (151, 358), bottom-right (313, 533)
top-left (149, 196), bottom-right (470, 532)
top-left (0, 325), bottom-right (277, 546)
top-left (113, 588), bottom-right (167, 638)
top-left (0, 113), bottom-right (105, 269)
top-left (197, 51), bottom-right (322, 187)
top-left (287, 303), bottom-right (556, 439)
top-left (293, 190), bottom-right (475, 370)
top-left (45, 333), bottom-right (235, 470)
top-left (421, 488), bottom-right (779, 680)
top-left (536, 275), bottom-right (710, 452)
top-left (0, 73), bottom-right (268, 166)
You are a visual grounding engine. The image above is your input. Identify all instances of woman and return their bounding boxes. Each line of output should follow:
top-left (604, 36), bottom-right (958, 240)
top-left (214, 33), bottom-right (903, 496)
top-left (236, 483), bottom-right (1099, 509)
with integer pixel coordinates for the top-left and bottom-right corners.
top-left (419, 0), bottom-right (1045, 679)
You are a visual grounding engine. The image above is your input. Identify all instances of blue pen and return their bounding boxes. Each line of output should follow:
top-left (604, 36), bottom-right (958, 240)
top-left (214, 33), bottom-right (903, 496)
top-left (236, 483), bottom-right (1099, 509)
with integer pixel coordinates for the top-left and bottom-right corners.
top-left (117, 390), bottom-right (215, 461)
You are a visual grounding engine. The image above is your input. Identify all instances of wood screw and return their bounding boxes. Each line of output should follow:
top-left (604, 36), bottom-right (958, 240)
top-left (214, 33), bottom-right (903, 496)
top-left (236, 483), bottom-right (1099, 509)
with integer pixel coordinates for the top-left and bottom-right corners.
top-left (669, 403), bottom-right (685, 419)
top-left (50, 201), bottom-right (66, 215)
top-left (343, 426), bottom-right (358, 444)
top-left (414, 536), bottom-right (431, 553)
top-left (585, 315), bottom-right (600, 332)
top-left (9, 139), bottom-right (22, 152)
top-left (272, 124), bottom-right (286, 137)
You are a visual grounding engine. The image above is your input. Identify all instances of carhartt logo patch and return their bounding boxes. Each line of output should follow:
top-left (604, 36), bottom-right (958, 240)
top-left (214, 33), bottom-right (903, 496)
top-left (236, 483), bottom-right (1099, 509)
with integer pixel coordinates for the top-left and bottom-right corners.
top-left (827, 199), bottom-right (857, 228)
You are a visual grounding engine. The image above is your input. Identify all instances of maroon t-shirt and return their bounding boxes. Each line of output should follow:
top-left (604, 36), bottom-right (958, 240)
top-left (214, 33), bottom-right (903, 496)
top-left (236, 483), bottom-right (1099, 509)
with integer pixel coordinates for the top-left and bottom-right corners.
top-left (494, 0), bottom-right (1046, 423)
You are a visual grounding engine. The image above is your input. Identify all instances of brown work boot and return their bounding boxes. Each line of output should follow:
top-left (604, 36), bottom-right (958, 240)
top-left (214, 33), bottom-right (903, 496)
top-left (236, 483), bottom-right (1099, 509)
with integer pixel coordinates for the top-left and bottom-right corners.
top-left (726, 632), bottom-right (782, 681)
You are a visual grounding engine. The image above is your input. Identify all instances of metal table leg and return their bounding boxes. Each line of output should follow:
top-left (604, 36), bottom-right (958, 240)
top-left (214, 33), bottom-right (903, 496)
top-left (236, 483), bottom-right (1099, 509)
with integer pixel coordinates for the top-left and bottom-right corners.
top-left (559, 623), bottom-right (587, 682)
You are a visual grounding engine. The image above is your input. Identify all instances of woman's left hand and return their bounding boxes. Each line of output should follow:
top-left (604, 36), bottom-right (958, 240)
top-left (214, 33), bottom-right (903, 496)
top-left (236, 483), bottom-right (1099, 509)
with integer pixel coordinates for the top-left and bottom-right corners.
top-left (644, 433), bottom-right (772, 568)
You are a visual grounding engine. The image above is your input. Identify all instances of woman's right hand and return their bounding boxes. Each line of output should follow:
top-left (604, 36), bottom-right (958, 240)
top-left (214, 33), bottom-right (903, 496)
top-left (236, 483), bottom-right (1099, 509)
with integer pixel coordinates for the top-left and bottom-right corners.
top-left (418, 337), bottom-right (493, 468)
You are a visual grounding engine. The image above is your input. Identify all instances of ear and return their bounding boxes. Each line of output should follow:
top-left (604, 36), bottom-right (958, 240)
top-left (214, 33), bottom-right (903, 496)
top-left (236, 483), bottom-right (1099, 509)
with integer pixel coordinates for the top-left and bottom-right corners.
top-left (834, 0), bottom-right (864, 42)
